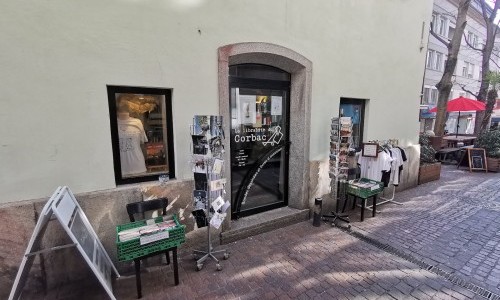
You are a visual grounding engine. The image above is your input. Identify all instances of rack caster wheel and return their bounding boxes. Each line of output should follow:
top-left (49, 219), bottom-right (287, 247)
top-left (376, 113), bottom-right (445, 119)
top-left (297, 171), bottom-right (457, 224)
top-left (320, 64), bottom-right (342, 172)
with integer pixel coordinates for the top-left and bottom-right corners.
top-left (216, 263), bottom-right (222, 271)
top-left (223, 253), bottom-right (229, 260)
top-left (196, 264), bottom-right (203, 271)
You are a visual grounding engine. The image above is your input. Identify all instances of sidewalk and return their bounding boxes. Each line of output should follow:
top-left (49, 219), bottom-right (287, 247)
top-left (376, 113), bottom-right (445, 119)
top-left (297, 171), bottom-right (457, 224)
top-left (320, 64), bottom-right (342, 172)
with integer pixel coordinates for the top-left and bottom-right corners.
top-left (350, 165), bottom-right (500, 297)
top-left (23, 165), bottom-right (500, 299)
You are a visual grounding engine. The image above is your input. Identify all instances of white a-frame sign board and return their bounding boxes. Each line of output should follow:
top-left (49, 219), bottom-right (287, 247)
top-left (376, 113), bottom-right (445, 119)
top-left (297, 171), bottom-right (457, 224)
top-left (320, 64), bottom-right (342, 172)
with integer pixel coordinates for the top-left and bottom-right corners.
top-left (9, 186), bottom-right (120, 300)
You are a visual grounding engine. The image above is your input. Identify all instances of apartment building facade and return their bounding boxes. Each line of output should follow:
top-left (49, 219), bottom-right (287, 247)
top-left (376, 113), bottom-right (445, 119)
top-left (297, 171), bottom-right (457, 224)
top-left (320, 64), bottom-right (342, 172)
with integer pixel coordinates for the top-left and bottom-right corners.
top-left (422, 0), bottom-right (500, 133)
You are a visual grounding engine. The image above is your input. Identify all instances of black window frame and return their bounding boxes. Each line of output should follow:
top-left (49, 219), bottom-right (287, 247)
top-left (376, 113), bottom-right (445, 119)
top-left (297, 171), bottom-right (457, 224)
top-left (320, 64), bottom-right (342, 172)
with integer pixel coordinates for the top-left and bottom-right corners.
top-left (339, 97), bottom-right (366, 151)
top-left (107, 85), bottom-right (175, 185)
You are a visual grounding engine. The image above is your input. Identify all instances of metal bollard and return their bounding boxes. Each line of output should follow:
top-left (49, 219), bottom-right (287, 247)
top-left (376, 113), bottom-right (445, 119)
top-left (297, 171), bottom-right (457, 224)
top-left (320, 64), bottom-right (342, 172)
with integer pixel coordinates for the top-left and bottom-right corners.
top-left (313, 197), bottom-right (322, 227)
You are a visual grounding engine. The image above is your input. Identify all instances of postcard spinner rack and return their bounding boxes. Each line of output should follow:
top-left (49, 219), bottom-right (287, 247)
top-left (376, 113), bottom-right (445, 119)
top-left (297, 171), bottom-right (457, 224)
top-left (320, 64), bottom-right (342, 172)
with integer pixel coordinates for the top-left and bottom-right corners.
top-left (322, 116), bottom-right (352, 228)
top-left (190, 116), bottom-right (229, 271)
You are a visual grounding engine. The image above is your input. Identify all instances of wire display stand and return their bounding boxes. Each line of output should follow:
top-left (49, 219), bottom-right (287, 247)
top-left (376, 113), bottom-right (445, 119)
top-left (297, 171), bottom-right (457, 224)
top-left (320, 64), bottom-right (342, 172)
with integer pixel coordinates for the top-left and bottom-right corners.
top-left (190, 116), bottom-right (229, 271)
top-left (323, 117), bottom-right (352, 228)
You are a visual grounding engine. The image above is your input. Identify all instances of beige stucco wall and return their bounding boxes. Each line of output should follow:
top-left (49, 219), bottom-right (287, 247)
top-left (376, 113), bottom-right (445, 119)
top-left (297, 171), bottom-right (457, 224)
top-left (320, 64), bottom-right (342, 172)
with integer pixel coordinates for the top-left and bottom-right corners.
top-left (0, 0), bottom-right (432, 204)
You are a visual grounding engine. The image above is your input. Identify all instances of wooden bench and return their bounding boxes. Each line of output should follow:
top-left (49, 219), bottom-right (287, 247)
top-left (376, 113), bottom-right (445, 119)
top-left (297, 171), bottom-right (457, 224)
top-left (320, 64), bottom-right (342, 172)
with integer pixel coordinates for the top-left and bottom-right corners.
top-left (436, 148), bottom-right (460, 163)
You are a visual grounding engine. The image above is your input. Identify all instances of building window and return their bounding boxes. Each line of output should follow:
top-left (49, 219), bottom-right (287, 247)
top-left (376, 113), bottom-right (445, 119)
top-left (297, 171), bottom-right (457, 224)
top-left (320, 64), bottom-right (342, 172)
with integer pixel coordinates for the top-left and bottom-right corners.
top-left (462, 61), bottom-right (475, 78)
top-left (340, 98), bottom-right (365, 150)
top-left (435, 52), bottom-right (443, 71)
top-left (423, 87), bottom-right (438, 105)
top-left (107, 86), bottom-right (175, 185)
top-left (426, 50), bottom-right (444, 71)
top-left (426, 50), bottom-right (435, 69)
top-left (432, 13), bottom-right (438, 32)
top-left (438, 16), bottom-right (447, 36)
top-left (467, 31), bottom-right (478, 48)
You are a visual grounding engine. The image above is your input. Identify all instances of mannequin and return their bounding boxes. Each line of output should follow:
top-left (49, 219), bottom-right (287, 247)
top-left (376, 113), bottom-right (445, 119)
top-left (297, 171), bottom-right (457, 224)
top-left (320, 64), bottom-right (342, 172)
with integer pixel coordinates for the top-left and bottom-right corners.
top-left (116, 99), bottom-right (148, 176)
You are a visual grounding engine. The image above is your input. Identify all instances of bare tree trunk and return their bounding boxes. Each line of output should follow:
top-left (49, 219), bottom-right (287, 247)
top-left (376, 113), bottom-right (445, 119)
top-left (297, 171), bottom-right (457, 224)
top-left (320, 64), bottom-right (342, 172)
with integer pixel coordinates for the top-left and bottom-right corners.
top-left (480, 89), bottom-right (497, 131)
top-left (474, 0), bottom-right (500, 134)
top-left (433, 0), bottom-right (471, 136)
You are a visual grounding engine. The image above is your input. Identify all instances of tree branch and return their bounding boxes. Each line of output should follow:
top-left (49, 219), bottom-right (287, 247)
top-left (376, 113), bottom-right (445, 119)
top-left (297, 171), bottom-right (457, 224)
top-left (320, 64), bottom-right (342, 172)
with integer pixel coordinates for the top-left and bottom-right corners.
top-left (430, 23), bottom-right (451, 47)
top-left (463, 32), bottom-right (483, 51)
top-left (490, 56), bottom-right (500, 69)
top-left (457, 83), bottom-right (479, 99)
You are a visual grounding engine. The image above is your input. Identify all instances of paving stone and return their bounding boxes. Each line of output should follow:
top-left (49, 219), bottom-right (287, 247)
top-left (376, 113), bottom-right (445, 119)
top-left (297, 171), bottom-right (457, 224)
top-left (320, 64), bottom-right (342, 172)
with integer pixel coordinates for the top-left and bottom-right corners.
top-left (18, 166), bottom-right (500, 299)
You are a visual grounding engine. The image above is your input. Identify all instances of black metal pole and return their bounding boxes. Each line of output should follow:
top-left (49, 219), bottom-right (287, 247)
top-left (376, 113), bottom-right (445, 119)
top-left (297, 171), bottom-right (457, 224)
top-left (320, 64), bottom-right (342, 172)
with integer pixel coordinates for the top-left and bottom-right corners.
top-left (456, 111), bottom-right (461, 137)
top-left (313, 198), bottom-right (322, 227)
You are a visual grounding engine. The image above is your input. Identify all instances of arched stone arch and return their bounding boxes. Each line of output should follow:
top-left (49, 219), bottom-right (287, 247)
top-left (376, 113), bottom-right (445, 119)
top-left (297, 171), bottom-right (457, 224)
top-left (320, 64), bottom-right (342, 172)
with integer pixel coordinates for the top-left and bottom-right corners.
top-left (218, 42), bottom-right (312, 215)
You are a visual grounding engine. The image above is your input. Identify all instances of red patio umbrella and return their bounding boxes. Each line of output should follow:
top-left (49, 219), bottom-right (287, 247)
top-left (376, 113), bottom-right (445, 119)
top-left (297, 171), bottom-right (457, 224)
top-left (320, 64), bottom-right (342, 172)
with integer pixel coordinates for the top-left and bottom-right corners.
top-left (429, 96), bottom-right (486, 137)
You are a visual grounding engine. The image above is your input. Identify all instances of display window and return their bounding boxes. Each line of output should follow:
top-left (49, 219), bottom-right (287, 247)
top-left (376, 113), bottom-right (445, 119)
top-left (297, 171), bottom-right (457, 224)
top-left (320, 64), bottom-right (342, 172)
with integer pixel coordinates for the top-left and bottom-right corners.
top-left (340, 98), bottom-right (366, 150)
top-left (107, 86), bottom-right (175, 185)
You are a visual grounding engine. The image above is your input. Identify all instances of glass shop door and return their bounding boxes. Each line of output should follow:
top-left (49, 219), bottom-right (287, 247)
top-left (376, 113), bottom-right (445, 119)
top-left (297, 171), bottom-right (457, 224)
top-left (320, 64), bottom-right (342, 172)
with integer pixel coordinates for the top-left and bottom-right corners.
top-left (229, 64), bottom-right (290, 219)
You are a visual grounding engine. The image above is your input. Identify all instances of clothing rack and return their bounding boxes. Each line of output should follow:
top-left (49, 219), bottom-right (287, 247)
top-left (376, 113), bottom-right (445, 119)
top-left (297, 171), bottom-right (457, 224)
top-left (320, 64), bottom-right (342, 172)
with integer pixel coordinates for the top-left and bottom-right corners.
top-left (365, 139), bottom-right (404, 210)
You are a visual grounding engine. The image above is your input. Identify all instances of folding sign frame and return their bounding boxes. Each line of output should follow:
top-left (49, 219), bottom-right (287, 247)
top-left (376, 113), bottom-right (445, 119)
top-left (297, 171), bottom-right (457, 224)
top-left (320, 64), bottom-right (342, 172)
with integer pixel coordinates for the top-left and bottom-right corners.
top-left (9, 186), bottom-right (119, 300)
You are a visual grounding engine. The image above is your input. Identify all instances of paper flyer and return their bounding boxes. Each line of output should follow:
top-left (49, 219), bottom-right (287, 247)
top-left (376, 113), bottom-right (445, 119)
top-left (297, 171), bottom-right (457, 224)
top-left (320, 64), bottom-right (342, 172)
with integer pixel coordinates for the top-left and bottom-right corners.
top-left (211, 196), bottom-right (225, 211)
top-left (209, 212), bottom-right (226, 229)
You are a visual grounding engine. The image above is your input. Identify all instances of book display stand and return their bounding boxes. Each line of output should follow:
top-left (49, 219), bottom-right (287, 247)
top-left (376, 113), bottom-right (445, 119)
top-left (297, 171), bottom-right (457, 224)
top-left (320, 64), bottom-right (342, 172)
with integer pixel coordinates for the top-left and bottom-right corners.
top-left (190, 116), bottom-right (230, 271)
top-left (323, 117), bottom-right (352, 228)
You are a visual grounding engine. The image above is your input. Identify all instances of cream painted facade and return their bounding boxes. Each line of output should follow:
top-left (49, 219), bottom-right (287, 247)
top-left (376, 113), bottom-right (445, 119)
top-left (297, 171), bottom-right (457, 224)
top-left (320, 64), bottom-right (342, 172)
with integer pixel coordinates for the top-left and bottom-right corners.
top-left (0, 0), bottom-right (432, 204)
top-left (0, 1), bottom-right (435, 294)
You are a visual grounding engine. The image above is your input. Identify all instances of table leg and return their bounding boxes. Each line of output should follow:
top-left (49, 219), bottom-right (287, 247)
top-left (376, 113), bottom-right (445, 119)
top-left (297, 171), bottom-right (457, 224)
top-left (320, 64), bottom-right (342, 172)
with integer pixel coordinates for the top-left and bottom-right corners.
top-left (352, 194), bottom-right (356, 210)
top-left (372, 195), bottom-right (377, 218)
top-left (173, 247), bottom-right (179, 285)
top-left (361, 198), bottom-right (365, 222)
top-left (134, 259), bottom-right (142, 299)
top-left (341, 193), bottom-right (349, 213)
top-left (165, 251), bottom-right (170, 265)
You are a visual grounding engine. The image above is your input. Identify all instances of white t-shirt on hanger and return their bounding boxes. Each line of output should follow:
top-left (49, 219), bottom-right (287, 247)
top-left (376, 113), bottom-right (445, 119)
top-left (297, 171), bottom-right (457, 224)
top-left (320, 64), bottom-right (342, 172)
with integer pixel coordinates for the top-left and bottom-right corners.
top-left (389, 148), bottom-right (404, 185)
top-left (118, 117), bottom-right (148, 176)
top-left (357, 151), bottom-right (393, 182)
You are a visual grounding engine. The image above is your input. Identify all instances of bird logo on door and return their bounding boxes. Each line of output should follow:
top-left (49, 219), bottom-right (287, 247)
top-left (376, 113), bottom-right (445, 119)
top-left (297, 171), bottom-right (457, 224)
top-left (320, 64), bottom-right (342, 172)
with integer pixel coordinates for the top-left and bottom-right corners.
top-left (262, 126), bottom-right (284, 146)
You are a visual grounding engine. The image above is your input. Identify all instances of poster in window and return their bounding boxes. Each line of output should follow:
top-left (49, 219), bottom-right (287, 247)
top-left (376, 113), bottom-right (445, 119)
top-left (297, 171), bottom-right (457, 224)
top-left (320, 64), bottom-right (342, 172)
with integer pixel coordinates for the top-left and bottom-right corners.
top-left (271, 96), bottom-right (282, 116)
top-left (237, 94), bottom-right (256, 124)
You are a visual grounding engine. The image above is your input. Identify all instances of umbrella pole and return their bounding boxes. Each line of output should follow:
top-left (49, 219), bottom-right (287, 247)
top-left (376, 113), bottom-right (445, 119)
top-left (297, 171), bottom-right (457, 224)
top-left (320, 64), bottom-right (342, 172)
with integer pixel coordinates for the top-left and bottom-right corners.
top-left (456, 111), bottom-right (461, 137)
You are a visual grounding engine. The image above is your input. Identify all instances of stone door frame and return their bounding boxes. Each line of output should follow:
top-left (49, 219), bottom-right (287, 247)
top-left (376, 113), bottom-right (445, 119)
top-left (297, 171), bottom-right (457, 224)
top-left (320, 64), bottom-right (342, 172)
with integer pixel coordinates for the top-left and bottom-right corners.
top-left (218, 42), bottom-right (312, 220)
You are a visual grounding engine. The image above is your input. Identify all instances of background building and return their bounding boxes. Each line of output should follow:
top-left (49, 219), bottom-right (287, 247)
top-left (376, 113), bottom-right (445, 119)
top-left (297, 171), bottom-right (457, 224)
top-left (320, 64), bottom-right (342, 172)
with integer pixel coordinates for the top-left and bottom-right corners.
top-left (421, 0), bottom-right (500, 133)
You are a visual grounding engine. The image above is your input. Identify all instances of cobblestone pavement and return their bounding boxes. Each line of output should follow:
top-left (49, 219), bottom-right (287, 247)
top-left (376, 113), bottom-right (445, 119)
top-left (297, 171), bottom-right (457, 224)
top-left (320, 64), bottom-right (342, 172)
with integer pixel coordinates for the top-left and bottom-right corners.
top-left (27, 225), bottom-right (488, 299)
top-left (349, 165), bottom-right (500, 297)
top-left (23, 165), bottom-right (500, 299)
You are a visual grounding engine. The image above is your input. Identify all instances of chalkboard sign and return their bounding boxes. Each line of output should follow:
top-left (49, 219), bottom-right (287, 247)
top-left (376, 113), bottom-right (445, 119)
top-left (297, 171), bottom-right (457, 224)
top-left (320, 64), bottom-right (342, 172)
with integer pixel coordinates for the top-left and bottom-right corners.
top-left (468, 148), bottom-right (488, 172)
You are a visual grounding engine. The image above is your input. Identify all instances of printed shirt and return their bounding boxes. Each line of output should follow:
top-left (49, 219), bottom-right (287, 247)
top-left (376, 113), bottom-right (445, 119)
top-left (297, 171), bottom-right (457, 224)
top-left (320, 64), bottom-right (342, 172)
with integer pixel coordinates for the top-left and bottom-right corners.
top-left (357, 151), bottom-right (393, 182)
top-left (118, 117), bottom-right (148, 175)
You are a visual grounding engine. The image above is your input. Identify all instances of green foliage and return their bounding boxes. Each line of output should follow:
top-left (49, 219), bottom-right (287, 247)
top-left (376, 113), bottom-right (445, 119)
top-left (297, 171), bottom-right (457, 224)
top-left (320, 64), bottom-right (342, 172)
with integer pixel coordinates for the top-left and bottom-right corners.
top-left (486, 71), bottom-right (500, 88)
top-left (419, 134), bottom-right (437, 164)
top-left (475, 129), bottom-right (500, 158)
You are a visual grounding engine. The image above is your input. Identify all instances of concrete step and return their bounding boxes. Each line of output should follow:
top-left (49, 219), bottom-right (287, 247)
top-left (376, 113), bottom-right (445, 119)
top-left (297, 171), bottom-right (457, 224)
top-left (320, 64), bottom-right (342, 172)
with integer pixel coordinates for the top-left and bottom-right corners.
top-left (220, 207), bottom-right (310, 244)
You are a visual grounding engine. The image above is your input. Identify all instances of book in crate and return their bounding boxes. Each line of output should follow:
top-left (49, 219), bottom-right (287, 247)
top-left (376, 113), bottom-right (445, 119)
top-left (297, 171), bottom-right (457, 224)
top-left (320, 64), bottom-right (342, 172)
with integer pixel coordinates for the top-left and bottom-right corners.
top-left (346, 178), bottom-right (384, 198)
top-left (116, 214), bottom-right (185, 262)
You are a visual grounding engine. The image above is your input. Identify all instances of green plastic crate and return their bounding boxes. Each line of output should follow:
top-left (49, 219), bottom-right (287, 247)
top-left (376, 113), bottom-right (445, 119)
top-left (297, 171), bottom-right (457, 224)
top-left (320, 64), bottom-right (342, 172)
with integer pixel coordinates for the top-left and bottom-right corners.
top-left (346, 178), bottom-right (384, 198)
top-left (116, 214), bottom-right (185, 262)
